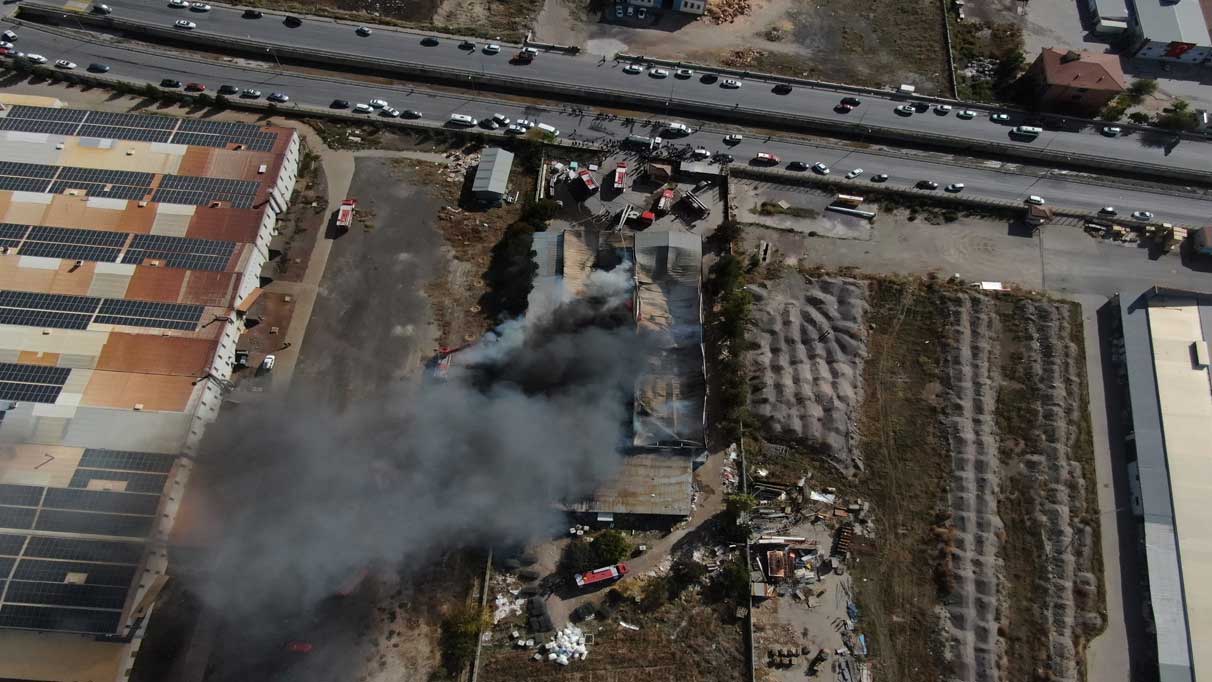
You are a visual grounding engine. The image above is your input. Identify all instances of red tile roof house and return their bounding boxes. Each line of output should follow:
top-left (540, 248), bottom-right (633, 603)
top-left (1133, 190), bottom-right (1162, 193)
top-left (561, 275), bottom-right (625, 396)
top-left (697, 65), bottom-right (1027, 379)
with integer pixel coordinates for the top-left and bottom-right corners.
top-left (1026, 48), bottom-right (1128, 113)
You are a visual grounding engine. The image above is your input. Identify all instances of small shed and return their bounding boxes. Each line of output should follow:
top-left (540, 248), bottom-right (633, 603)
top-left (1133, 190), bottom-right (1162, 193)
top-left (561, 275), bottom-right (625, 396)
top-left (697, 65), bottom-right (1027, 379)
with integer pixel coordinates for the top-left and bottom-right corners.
top-left (1025, 204), bottom-right (1055, 226)
top-left (472, 147), bottom-right (514, 205)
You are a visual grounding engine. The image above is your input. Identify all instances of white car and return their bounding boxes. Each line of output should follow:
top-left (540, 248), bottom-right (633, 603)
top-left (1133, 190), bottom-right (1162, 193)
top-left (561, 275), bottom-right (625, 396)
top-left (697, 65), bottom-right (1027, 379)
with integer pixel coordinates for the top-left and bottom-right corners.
top-left (721, 79), bottom-right (743, 89)
top-left (945, 183), bottom-right (965, 192)
top-left (380, 107), bottom-right (400, 118)
top-left (190, 2), bottom-right (211, 10)
top-left (516, 119), bottom-right (534, 129)
top-left (174, 19), bottom-right (196, 29)
top-left (356, 26), bottom-right (372, 36)
top-left (956, 110), bottom-right (976, 119)
top-left (0, 42), bottom-right (12, 50)
top-left (649, 68), bottom-right (669, 78)
top-left (623, 64), bottom-right (642, 74)
top-left (353, 103), bottom-right (373, 113)
top-left (25, 54), bottom-right (46, 64)
top-left (692, 147), bottom-right (711, 159)
top-left (492, 113), bottom-right (511, 126)
top-left (261, 354), bottom-right (276, 371)
top-left (240, 88), bottom-right (261, 98)
top-left (484, 43), bottom-right (500, 54)
top-left (724, 133), bottom-right (743, 144)
top-left (168, 0), bottom-right (188, 7)
top-left (812, 162), bottom-right (830, 175)
top-left (267, 92), bottom-right (290, 103)
top-left (895, 104), bottom-right (915, 115)
top-left (675, 68), bottom-right (693, 78)
top-left (991, 113), bottom-right (1010, 122)
top-left (845, 168), bottom-right (864, 179)
top-left (368, 99), bottom-right (389, 109)
top-left (1101, 126), bottom-right (1122, 137)
top-left (506, 124), bottom-right (526, 134)
top-left (1024, 195), bottom-right (1046, 205)
top-left (54, 60), bottom-right (77, 70)
top-left (1131, 210), bottom-right (1154, 221)
top-left (934, 104), bottom-right (952, 114)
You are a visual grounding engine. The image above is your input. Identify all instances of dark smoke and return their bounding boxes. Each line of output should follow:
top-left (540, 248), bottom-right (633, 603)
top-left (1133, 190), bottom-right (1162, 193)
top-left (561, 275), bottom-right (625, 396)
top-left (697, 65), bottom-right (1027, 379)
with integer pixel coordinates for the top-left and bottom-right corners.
top-left (192, 267), bottom-right (643, 617)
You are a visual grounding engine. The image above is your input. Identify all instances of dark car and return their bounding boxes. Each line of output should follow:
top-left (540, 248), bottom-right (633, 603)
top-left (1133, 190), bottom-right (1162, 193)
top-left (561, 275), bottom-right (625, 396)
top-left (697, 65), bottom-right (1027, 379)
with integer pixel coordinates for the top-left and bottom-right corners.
top-left (841, 96), bottom-right (861, 107)
top-left (834, 103), bottom-right (854, 113)
top-left (218, 84), bottom-right (238, 94)
top-left (421, 36), bottom-right (440, 46)
top-left (773, 83), bottom-right (792, 94)
top-left (787, 161), bottom-right (809, 171)
top-left (699, 73), bottom-right (718, 84)
top-left (283, 15), bottom-right (302, 27)
top-left (916, 180), bottom-right (939, 190)
top-left (715, 153), bottom-right (734, 164)
top-left (184, 82), bottom-right (206, 92)
top-left (160, 78), bottom-right (182, 88)
top-left (242, 8), bottom-right (262, 18)
top-left (912, 102), bottom-right (930, 113)
top-left (331, 99), bottom-right (350, 109)
top-left (458, 40), bottom-right (476, 50)
top-left (87, 62), bottom-right (110, 73)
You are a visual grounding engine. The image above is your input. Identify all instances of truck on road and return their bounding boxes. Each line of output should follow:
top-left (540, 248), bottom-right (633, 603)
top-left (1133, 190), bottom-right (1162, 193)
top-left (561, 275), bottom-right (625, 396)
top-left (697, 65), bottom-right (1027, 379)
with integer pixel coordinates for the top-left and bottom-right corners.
top-left (612, 162), bottom-right (628, 191)
top-left (574, 562), bottom-right (628, 588)
top-left (336, 198), bottom-right (357, 229)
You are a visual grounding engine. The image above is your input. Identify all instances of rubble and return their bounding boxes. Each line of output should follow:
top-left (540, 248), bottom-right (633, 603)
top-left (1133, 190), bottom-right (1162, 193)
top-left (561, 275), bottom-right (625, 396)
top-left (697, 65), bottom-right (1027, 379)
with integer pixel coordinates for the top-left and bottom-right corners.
top-left (493, 594), bottom-right (525, 624)
top-left (706, 0), bottom-right (753, 24)
top-left (722, 47), bottom-right (767, 68)
top-left (544, 624), bottom-right (589, 666)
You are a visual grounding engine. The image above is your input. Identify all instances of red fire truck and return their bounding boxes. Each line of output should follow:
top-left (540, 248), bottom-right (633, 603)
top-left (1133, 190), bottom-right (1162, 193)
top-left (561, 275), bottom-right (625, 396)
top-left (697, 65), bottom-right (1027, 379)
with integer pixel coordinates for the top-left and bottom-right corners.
top-left (336, 199), bottom-right (357, 229)
top-left (574, 562), bottom-right (629, 588)
top-left (612, 163), bottom-right (628, 191)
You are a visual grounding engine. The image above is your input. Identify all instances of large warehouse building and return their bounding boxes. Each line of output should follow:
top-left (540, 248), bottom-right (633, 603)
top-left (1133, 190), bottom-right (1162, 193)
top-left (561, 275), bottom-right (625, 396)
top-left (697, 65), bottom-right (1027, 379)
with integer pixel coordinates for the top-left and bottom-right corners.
top-left (1113, 286), bottom-right (1211, 682)
top-left (0, 99), bottom-right (299, 681)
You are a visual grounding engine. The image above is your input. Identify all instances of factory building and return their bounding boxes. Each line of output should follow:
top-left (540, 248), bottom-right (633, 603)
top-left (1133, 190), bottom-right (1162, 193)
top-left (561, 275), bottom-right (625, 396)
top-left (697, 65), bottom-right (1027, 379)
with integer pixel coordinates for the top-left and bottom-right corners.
top-left (0, 99), bottom-right (299, 682)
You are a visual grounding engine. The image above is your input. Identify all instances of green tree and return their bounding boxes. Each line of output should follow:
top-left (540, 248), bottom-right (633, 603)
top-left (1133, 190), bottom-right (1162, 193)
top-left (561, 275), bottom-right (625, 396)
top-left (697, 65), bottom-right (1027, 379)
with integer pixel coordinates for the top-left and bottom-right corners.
top-left (591, 530), bottom-right (631, 565)
top-left (1127, 111), bottom-right (1151, 125)
top-left (1127, 79), bottom-right (1158, 99)
top-left (559, 539), bottom-right (598, 576)
top-left (1099, 100), bottom-right (1128, 122)
top-left (720, 493), bottom-right (756, 542)
top-left (671, 557), bottom-right (708, 590)
top-left (439, 603), bottom-right (489, 673)
top-left (1154, 109), bottom-right (1199, 131)
top-left (716, 559), bottom-right (751, 604)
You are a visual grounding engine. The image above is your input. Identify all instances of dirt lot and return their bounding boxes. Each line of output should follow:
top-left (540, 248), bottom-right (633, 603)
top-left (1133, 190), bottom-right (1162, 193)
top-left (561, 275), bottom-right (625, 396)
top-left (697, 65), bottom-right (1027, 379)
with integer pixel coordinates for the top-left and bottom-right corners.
top-left (535, 0), bottom-right (951, 92)
top-left (238, 0), bottom-right (543, 40)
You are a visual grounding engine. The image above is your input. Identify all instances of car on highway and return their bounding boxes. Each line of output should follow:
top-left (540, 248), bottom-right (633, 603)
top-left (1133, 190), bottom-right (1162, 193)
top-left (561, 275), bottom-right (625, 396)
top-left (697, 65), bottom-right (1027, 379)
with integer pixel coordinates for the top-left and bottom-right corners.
top-left (945, 183), bottom-right (965, 192)
top-left (649, 68), bottom-right (669, 78)
top-left (692, 147), bottom-right (711, 159)
top-left (812, 162), bottom-right (830, 175)
top-left (168, 0), bottom-right (187, 7)
top-left (773, 83), bottom-right (793, 94)
top-left (190, 2), bottom-right (211, 11)
top-left (991, 113), bottom-right (1010, 122)
top-left (1131, 210), bottom-right (1154, 221)
top-left (219, 84), bottom-right (238, 94)
top-left (492, 113), bottom-right (512, 126)
top-left (700, 73), bottom-right (718, 84)
top-left (0, 41), bottom-right (11, 50)
top-left (421, 36), bottom-right (439, 46)
top-left (675, 68), bottom-right (694, 78)
top-left (184, 82), bottom-right (206, 92)
top-left (787, 161), bottom-right (809, 171)
top-left (845, 168), bottom-right (864, 179)
top-left (1, 30), bottom-right (15, 43)
top-left (506, 124), bottom-right (526, 134)
top-left (480, 119), bottom-right (499, 131)
top-left (242, 9), bottom-right (263, 18)
top-left (957, 109), bottom-right (976, 119)
top-left (1024, 195), bottom-right (1046, 205)
top-left (935, 104), bottom-right (952, 114)
top-left (459, 40), bottom-right (476, 50)
top-left (1101, 126), bottom-right (1122, 137)
top-left (267, 92), bottom-right (290, 103)
top-left (752, 152), bottom-right (780, 165)
top-left (835, 103), bottom-right (854, 113)
top-left (87, 63), bottom-right (110, 73)
top-left (715, 153), bottom-right (735, 164)
top-left (353, 103), bottom-right (373, 113)
top-left (240, 89), bottom-right (262, 98)
top-left (380, 107), bottom-right (400, 117)
top-left (174, 19), bottom-right (196, 29)
top-left (23, 54), bottom-right (47, 64)
top-left (485, 43), bottom-right (500, 54)
top-left (516, 119), bottom-right (534, 129)
top-left (841, 96), bottom-right (862, 107)
top-left (623, 64), bottom-right (642, 74)
top-left (403, 109), bottom-right (423, 118)
top-left (895, 104), bottom-right (915, 116)
top-left (1099, 206), bottom-right (1117, 216)
top-left (664, 121), bottom-right (692, 136)
top-left (916, 180), bottom-right (939, 190)
top-left (356, 26), bottom-right (373, 36)
top-left (721, 79), bottom-right (743, 89)
top-left (284, 15), bottom-right (303, 27)
top-left (54, 60), bottom-right (76, 70)
top-left (92, 3), bottom-right (112, 14)
top-left (724, 133), bottom-right (743, 144)
top-left (369, 99), bottom-right (389, 109)
top-left (330, 99), bottom-right (350, 109)
top-left (872, 173), bottom-right (889, 182)
top-left (160, 78), bottom-right (182, 88)
top-left (448, 113), bottom-right (477, 126)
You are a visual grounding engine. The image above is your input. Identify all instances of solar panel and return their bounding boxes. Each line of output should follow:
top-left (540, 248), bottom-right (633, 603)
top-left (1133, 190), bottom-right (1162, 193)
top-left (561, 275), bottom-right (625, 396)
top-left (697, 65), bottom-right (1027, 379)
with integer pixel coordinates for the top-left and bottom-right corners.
top-left (159, 174), bottom-right (259, 195)
top-left (0, 309), bottom-right (91, 330)
top-left (0, 604), bottom-right (122, 634)
top-left (0, 291), bottom-right (100, 314)
top-left (18, 243), bottom-right (121, 263)
top-left (0, 239), bottom-right (21, 251)
top-left (95, 316), bottom-right (199, 331)
top-left (56, 167), bottom-right (154, 188)
top-left (68, 470), bottom-right (167, 495)
top-left (11, 559), bottom-right (136, 587)
top-left (0, 506), bottom-right (36, 530)
top-left (42, 488), bottom-right (158, 516)
top-left (0, 162), bottom-right (58, 179)
top-left (47, 182), bottom-right (151, 201)
top-left (75, 125), bottom-right (173, 143)
top-left (0, 383), bottom-right (62, 404)
top-left (177, 119), bottom-right (263, 135)
top-left (82, 110), bottom-right (177, 130)
top-left (0, 534), bottom-right (26, 556)
top-left (0, 557), bottom-right (13, 578)
top-left (0, 177), bottom-right (52, 193)
top-left (23, 536), bottom-right (141, 564)
top-left (27, 226), bottom-right (128, 248)
top-left (0, 364), bottom-right (71, 386)
top-left (129, 234), bottom-right (234, 256)
top-left (34, 509), bottom-right (153, 538)
top-left (7, 106), bottom-right (89, 123)
top-left (0, 119), bottom-right (79, 136)
top-left (0, 224), bottom-right (31, 240)
top-left (4, 580), bottom-right (129, 610)
top-left (80, 449), bottom-right (176, 474)
top-left (0, 484), bottom-right (43, 507)
top-left (99, 300), bottom-right (203, 322)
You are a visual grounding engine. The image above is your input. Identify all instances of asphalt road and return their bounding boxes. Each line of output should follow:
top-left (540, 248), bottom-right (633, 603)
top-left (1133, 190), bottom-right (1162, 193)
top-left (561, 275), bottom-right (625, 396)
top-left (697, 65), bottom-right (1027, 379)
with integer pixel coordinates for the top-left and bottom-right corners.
top-left (57, 0), bottom-right (1212, 176)
top-left (5, 22), bottom-right (1212, 226)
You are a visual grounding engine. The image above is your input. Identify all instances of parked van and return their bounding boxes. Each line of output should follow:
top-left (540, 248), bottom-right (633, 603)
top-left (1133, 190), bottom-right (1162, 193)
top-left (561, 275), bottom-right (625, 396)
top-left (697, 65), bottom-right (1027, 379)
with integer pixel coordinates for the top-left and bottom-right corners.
top-left (1012, 125), bottom-right (1042, 138)
top-left (536, 122), bottom-right (560, 137)
top-left (664, 121), bottom-right (692, 136)
top-left (448, 113), bottom-right (478, 127)
top-left (624, 134), bottom-right (662, 149)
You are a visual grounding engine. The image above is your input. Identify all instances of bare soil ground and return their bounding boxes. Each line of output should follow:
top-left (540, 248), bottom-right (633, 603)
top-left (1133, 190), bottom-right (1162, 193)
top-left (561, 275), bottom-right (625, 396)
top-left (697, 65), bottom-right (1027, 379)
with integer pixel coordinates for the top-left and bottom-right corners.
top-left (236, 0), bottom-right (543, 41)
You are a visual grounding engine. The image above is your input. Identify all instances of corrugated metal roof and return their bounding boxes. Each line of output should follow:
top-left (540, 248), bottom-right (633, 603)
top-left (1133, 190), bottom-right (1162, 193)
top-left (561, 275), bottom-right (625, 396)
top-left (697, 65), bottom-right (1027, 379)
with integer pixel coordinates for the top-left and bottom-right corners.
top-left (1128, 0), bottom-right (1210, 45)
top-left (567, 453), bottom-right (693, 516)
top-left (472, 147), bottom-right (514, 198)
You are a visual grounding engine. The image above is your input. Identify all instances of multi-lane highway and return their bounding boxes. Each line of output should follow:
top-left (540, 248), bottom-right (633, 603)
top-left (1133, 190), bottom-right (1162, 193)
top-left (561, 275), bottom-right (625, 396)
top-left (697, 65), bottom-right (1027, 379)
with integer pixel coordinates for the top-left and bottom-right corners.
top-left (29, 0), bottom-right (1212, 178)
top-left (3, 20), bottom-right (1212, 225)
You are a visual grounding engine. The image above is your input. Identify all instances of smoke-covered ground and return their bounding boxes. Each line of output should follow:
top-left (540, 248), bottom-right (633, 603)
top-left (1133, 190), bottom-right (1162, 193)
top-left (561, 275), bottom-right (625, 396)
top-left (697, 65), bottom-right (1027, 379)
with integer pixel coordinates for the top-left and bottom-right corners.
top-left (193, 264), bottom-right (643, 624)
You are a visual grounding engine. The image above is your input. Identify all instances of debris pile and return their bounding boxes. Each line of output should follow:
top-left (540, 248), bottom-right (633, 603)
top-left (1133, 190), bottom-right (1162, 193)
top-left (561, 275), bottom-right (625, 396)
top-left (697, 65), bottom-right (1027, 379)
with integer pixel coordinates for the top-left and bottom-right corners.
top-left (493, 594), bottom-right (525, 624)
top-left (722, 47), bottom-right (767, 67)
top-left (543, 624), bottom-right (589, 665)
top-left (706, 0), bottom-right (752, 24)
top-left (441, 150), bottom-right (480, 184)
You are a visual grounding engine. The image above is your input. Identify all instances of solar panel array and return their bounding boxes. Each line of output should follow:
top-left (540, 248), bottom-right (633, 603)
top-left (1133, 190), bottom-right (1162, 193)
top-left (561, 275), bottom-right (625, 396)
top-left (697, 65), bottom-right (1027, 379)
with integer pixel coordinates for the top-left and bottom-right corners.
top-left (0, 160), bottom-right (261, 208)
top-left (0, 290), bottom-right (205, 332)
top-left (0, 361), bottom-right (71, 405)
top-left (0, 222), bottom-right (237, 271)
top-left (0, 532), bottom-right (144, 635)
top-left (2, 105), bottom-right (279, 151)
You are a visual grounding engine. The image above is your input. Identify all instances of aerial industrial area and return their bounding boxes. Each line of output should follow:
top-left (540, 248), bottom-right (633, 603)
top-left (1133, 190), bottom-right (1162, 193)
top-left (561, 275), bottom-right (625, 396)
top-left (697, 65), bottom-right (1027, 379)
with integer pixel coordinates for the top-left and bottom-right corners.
top-left (0, 0), bottom-right (1207, 681)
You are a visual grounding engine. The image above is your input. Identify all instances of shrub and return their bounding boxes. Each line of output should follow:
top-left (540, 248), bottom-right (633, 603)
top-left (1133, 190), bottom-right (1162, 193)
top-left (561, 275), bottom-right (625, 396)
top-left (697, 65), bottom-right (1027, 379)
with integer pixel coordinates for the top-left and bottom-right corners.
top-left (439, 603), bottom-right (489, 673)
top-left (592, 530), bottom-right (631, 565)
